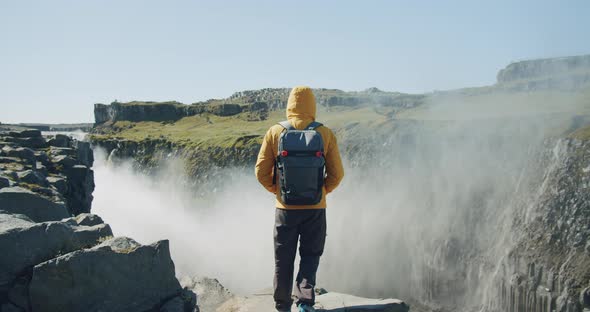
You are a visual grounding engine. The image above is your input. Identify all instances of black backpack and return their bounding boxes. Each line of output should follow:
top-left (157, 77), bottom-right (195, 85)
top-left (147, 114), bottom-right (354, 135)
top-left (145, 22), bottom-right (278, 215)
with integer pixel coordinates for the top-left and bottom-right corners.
top-left (274, 120), bottom-right (326, 205)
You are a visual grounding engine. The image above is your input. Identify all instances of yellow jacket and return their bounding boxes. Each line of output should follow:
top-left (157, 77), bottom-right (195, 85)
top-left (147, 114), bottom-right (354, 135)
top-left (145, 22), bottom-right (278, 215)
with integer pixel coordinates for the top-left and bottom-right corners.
top-left (255, 86), bottom-right (345, 209)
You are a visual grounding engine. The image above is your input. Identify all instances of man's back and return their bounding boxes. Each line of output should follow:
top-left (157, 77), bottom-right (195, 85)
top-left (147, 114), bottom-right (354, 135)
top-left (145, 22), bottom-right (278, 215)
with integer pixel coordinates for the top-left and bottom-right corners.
top-left (255, 86), bottom-right (344, 312)
top-left (255, 86), bottom-right (344, 209)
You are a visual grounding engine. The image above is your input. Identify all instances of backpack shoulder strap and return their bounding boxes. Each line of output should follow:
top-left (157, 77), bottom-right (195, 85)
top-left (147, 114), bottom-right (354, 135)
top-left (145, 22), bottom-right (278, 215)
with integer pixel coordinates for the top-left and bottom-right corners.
top-left (278, 120), bottom-right (295, 130)
top-left (306, 121), bottom-right (323, 130)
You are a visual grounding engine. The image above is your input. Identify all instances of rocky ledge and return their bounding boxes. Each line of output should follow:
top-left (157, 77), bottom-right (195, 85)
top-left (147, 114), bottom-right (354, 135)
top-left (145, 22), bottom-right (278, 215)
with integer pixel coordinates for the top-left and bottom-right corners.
top-left (180, 277), bottom-right (410, 312)
top-left (0, 129), bottom-right (196, 312)
top-left (216, 291), bottom-right (409, 312)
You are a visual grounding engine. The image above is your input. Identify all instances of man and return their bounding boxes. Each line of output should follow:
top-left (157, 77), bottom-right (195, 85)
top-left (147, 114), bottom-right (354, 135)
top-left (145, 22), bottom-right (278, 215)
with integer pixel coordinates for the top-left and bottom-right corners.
top-left (255, 86), bottom-right (345, 312)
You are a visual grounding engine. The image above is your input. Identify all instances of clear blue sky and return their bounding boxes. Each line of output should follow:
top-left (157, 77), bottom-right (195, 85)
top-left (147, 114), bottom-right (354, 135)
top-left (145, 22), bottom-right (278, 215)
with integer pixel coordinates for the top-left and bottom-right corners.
top-left (1, 0), bottom-right (589, 123)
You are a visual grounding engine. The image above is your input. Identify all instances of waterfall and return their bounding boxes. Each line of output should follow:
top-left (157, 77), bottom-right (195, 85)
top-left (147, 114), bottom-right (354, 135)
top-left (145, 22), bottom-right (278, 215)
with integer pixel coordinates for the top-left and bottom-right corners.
top-left (89, 116), bottom-right (578, 311)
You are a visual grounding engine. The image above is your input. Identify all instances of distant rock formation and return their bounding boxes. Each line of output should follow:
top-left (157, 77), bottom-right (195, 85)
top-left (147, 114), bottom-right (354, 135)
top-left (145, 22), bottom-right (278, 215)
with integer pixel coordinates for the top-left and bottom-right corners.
top-left (12, 123), bottom-right (94, 132)
top-left (94, 101), bottom-right (190, 124)
top-left (497, 54), bottom-right (590, 91)
top-left (93, 88), bottom-right (424, 125)
top-left (93, 100), bottom-right (253, 125)
top-left (0, 129), bottom-right (197, 312)
top-left (93, 53), bottom-right (590, 127)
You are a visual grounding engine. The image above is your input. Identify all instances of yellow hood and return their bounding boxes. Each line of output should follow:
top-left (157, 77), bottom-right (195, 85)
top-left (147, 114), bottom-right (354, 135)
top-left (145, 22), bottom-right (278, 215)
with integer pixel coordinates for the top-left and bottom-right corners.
top-left (286, 86), bottom-right (316, 129)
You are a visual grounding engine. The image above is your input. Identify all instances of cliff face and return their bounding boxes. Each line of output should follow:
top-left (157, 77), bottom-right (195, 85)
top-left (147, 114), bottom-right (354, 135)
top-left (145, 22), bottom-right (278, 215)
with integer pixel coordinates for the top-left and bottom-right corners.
top-left (92, 134), bottom-right (261, 188)
top-left (0, 129), bottom-right (197, 312)
top-left (94, 101), bottom-right (186, 124)
top-left (0, 131), bottom-right (94, 215)
top-left (492, 138), bottom-right (590, 312)
top-left (93, 88), bottom-right (425, 125)
top-left (498, 55), bottom-right (590, 83)
top-left (94, 101), bottom-right (248, 125)
top-left (496, 54), bottom-right (590, 91)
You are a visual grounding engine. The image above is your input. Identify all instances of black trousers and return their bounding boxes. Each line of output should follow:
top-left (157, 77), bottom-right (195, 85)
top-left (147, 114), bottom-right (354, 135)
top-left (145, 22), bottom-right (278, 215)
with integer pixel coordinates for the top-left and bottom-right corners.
top-left (273, 208), bottom-right (327, 311)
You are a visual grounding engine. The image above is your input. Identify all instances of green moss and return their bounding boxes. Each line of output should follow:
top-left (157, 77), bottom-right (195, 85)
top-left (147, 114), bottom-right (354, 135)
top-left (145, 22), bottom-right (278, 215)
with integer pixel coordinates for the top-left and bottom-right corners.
top-left (91, 106), bottom-right (385, 150)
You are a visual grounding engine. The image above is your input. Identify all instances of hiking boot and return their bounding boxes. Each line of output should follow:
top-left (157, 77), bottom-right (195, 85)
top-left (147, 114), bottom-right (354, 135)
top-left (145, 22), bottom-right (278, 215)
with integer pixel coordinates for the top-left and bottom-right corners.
top-left (297, 303), bottom-right (316, 312)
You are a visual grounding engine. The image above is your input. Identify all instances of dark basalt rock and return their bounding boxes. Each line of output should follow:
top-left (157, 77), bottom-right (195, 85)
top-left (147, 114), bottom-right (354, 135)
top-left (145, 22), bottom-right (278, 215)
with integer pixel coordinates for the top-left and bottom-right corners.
top-left (74, 140), bottom-right (94, 167)
top-left (0, 187), bottom-right (69, 222)
top-left (0, 213), bottom-right (112, 293)
top-left (46, 176), bottom-right (67, 194)
top-left (30, 237), bottom-right (182, 312)
top-left (50, 154), bottom-right (76, 169)
top-left (0, 175), bottom-right (10, 189)
top-left (8, 130), bottom-right (41, 139)
top-left (71, 213), bottom-right (104, 227)
top-left (0, 129), bottom-right (194, 312)
top-left (48, 134), bottom-right (71, 148)
top-left (1, 147), bottom-right (36, 165)
top-left (64, 165), bottom-right (94, 215)
top-left (48, 146), bottom-right (76, 157)
top-left (4, 136), bottom-right (47, 149)
top-left (16, 170), bottom-right (47, 187)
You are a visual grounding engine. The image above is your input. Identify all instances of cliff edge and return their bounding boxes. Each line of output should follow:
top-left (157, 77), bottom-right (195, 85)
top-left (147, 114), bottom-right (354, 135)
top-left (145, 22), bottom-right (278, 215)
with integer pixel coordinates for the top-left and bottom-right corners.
top-left (0, 129), bottom-right (197, 312)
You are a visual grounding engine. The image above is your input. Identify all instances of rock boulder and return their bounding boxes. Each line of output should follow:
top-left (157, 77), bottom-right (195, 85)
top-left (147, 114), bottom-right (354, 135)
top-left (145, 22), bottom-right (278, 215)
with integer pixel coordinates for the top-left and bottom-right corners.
top-left (16, 170), bottom-right (47, 186)
top-left (0, 187), bottom-right (69, 222)
top-left (2, 146), bottom-right (36, 165)
top-left (0, 213), bottom-right (112, 292)
top-left (72, 213), bottom-right (104, 226)
top-left (0, 175), bottom-right (10, 188)
top-left (48, 134), bottom-right (71, 148)
top-left (29, 237), bottom-right (183, 312)
top-left (180, 276), bottom-right (232, 312)
top-left (8, 130), bottom-right (41, 138)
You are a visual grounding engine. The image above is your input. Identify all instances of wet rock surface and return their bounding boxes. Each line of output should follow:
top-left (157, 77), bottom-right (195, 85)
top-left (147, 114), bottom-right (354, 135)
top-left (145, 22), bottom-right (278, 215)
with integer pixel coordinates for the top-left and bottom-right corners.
top-left (0, 129), bottom-right (196, 312)
top-left (491, 139), bottom-right (590, 312)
